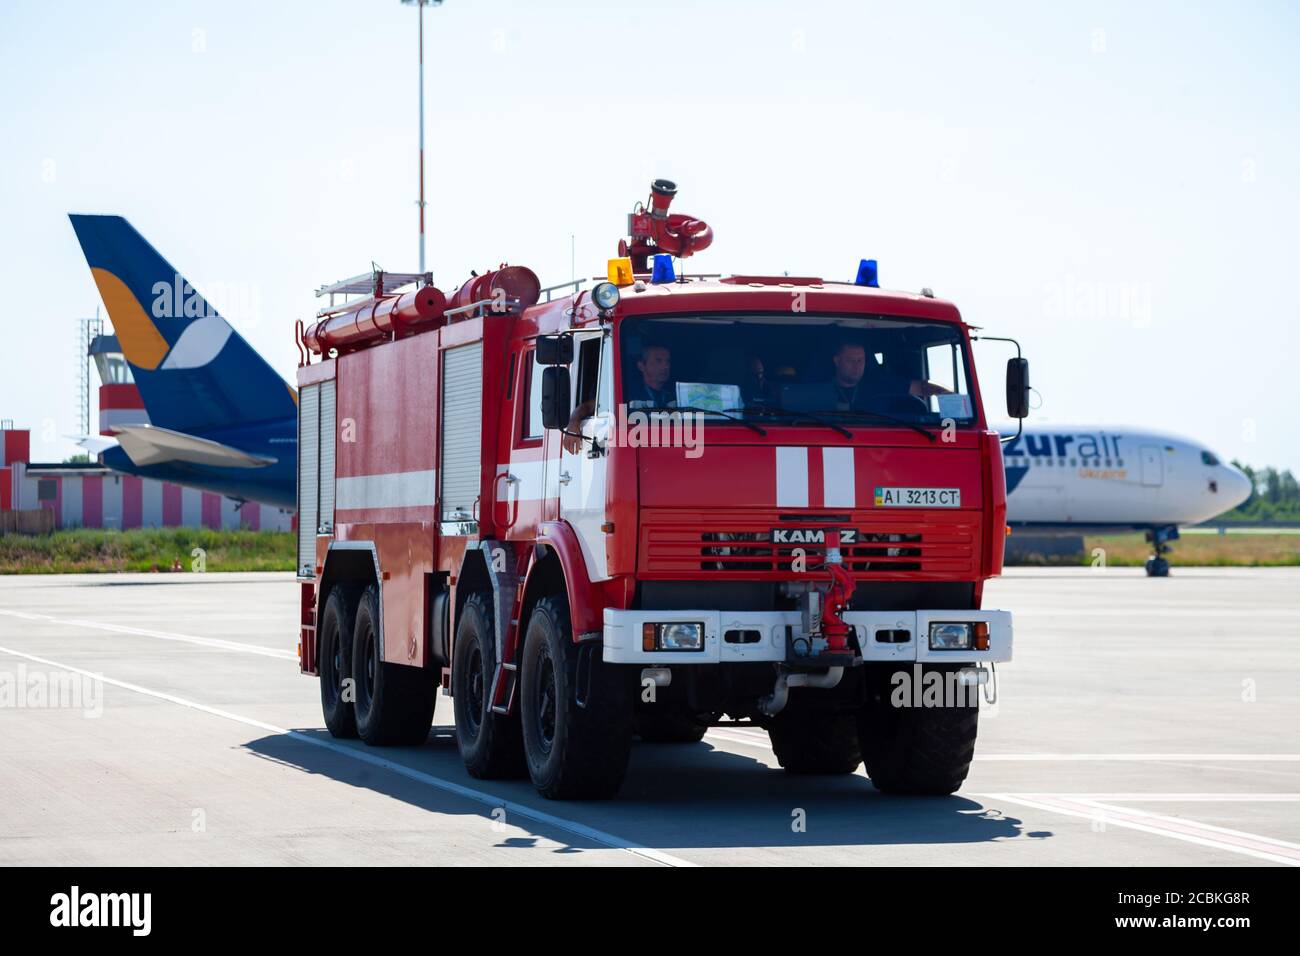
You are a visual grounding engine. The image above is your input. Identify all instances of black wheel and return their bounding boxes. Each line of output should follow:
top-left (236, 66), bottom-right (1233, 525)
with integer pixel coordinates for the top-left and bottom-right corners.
top-left (1145, 556), bottom-right (1170, 577)
top-left (352, 585), bottom-right (437, 746)
top-left (318, 585), bottom-right (359, 738)
top-left (634, 712), bottom-right (709, 743)
top-left (857, 664), bottom-right (978, 795)
top-left (767, 708), bottom-right (862, 774)
top-left (452, 592), bottom-right (525, 778)
top-left (520, 595), bottom-right (633, 799)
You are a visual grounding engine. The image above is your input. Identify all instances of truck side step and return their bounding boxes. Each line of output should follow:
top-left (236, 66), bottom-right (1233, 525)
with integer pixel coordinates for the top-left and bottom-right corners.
top-left (488, 661), bottom-right (518, 715)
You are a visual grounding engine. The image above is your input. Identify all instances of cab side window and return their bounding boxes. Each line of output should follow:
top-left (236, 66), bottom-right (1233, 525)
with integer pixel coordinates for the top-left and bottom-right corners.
top-left (596, 334), bottom-right (613, 416)
top-left (522, 349), bottom-right (545, 440)
top-left (575, 336), bottom-right (601, 414)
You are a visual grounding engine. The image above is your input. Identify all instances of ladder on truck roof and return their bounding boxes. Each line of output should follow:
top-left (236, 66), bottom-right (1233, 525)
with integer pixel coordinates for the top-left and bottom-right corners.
top-left (314, 267), bottom-right (433, 318)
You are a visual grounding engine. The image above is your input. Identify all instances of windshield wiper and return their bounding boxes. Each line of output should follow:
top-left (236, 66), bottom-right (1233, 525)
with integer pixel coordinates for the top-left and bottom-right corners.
top-left (727, 406), bottom-right (853, 439)
top-left (807, 409), bottom-right (938, 443)
top-left (666, 406), bottom-right (767, 437)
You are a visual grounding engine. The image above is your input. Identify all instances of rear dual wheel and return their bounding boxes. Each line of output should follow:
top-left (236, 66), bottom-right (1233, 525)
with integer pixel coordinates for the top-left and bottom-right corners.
top-left (635, 712), bottom-right (709, 744)
top-left (767, 708), bottom-right (862, 774)
top-left (318, 586), bottom-right (359, 739)
top-left (351, 586), bottom-right (438, 746)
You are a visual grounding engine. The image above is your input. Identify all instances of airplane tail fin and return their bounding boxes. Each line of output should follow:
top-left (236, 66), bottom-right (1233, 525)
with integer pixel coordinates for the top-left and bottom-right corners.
top-left (68, 214), bottom-right (297, 434)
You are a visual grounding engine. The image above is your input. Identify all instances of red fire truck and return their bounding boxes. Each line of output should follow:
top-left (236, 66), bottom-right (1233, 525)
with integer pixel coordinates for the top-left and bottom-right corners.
top-left (295, 180), bottom-right (1028, 800)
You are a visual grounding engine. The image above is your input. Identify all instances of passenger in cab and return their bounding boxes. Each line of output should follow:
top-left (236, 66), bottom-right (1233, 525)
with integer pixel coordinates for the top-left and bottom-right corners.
top-left (741, 354), bottom-right (778, 406)
top-left (804, 341), bottom-right (948, 412)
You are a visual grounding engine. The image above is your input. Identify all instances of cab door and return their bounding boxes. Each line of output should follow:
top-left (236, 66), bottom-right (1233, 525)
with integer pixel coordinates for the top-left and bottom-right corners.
top-left (559, 331), bottom-right (612, 581)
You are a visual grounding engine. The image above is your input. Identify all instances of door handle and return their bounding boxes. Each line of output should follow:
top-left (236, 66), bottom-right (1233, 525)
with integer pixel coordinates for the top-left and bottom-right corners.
top-left (558, 470), bottom-right (572, 485)
top-left (492, 472), bottom-right (521, 531)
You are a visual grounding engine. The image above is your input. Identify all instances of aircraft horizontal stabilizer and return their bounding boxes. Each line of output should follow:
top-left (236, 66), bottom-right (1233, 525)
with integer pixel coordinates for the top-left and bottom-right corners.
top-left (69, 434), bottom-right (120, 456)
top-left (111, 424), bottom-right (277, 469)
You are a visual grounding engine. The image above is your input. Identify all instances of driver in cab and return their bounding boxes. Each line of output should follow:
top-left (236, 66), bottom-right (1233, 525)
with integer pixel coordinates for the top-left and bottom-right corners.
top-left (562, 343), bottom-right (675, 454)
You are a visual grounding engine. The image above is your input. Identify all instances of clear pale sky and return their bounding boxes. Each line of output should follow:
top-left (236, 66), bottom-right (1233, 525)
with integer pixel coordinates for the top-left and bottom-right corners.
top-left (1, 0), bottom-right (1297, 471)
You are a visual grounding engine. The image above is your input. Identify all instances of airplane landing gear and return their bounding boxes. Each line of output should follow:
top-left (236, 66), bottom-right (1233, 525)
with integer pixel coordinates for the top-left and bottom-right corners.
top-left (1144, 526), bottom-right (1178, 577)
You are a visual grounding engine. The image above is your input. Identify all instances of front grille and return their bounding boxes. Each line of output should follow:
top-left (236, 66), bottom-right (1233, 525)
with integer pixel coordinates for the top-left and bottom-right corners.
top-left (702, 530), bottom-right (923, 570)
top-left (641, 510), bottom-right (979, 578)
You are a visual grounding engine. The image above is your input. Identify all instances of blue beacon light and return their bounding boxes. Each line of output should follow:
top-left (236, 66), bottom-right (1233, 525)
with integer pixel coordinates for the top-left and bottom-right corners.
top-left (855, 259), bottom-right (879, 287)
top-left (651, 254), bottom-right (676, 284)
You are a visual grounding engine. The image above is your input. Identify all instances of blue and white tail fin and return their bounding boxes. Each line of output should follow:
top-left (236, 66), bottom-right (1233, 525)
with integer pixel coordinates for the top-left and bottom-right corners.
top-left (68, 214), bottom-right (297, 435)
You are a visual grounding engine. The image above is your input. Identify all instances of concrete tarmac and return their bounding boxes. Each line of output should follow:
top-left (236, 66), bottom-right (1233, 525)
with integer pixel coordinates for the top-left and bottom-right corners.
top-left (1, 568), bottom-right (1297, 867)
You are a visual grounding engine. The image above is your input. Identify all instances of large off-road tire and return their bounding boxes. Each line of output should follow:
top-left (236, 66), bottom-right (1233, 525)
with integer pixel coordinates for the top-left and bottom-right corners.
top-left (634, 712), bottom-right (709, 743)
top-left (767, 709), bottom-right (862, 774)
top-left (520, 595), bottom-right (633, 799)
top-left (351, 585), bottom-right (438, 746)
top-left (318, 585), bottom-right (359, 739)
top-left (452, 591), bottom-right (525, 778)
top-left (857, 665), bottom-right (979, 794)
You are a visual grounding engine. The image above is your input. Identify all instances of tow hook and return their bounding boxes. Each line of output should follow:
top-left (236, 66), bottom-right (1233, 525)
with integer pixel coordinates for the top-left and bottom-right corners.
top-left (758, 665), bottom-right (845, 717)
top-left (957, 664), bottom-right (997, 705)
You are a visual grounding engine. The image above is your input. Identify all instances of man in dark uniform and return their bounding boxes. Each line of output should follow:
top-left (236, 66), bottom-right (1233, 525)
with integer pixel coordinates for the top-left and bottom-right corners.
top-left (626, 343), bottom-right (675, 409)
top-left (563, 343), bottom-right (675, 453)
top-left (795, 341), bottom-right (948, 412)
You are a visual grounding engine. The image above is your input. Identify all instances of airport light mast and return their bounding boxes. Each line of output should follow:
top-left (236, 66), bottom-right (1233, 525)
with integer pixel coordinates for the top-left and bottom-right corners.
top-left (401, 0), bottom-right (444, 274)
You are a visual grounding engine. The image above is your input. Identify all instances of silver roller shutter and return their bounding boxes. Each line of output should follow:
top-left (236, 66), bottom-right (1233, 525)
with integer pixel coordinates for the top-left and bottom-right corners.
top-left (440, 342), bottom-right (483, 522)
top-left (297, 383), bottom-right (320, 577)
top-left (318, 379), bottom-right (336, 533)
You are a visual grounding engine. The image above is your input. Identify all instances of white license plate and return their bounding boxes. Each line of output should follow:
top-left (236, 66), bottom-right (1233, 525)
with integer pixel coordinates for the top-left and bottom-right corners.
top-left (874, 486), bottom-right (961, 508)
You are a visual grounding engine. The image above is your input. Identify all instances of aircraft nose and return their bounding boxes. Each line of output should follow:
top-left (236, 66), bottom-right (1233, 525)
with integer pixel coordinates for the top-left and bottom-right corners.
top-left (1221, 464), bottom-right (1253, 510)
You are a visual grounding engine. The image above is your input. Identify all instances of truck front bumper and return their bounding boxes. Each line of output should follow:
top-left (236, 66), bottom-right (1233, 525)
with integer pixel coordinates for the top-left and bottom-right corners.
top-left (602, 608), bottom-right (1012, 666)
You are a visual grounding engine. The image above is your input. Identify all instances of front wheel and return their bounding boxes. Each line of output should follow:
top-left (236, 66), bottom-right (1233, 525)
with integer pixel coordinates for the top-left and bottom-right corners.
top-left (520, 596), bottom-right (633, 799)
top-left (857, 665), bottom-right (979, 795)
top-left (452, 591), bottom-right (525, 778)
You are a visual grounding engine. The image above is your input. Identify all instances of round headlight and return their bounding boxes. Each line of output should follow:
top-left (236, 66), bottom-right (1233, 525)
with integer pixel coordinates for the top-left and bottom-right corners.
top-left (591, 282), bottom-right (621, 311)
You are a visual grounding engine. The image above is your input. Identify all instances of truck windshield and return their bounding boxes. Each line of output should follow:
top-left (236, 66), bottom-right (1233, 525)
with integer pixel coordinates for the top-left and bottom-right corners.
top-left (618, 313), bottom-right (977, 426)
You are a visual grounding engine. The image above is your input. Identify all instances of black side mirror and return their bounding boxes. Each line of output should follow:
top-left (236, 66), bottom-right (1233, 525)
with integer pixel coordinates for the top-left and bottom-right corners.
top-left (541, 366), bottom-right (571, 429)
top-left (536, 334), bottom-right (573, 366)
top-left (1006, 357), bottom-right (1030, 419)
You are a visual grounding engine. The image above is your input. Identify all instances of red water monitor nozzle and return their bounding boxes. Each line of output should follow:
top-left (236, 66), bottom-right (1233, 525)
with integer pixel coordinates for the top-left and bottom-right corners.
top-left (619, 178), bottom-right (713, 272)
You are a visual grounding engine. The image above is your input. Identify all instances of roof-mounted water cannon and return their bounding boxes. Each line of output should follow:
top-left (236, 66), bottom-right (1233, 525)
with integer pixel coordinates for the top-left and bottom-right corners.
top-left (618, 178), bottom-right (714, 273)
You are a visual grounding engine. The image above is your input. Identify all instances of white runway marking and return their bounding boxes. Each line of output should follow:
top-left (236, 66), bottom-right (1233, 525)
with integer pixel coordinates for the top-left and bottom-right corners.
top-left (986, 793), bottom-right (1300, 802)
top-left (0, 643), bottom-right (694, 868)
top-left (706, 729), bottom-right (1300, 765)
top-left (976, 793), bottom-right (1300, 866)
top-left (0, 608), bottom-right (296, 660)
top-left (974, 753), bottom-right (1300, 762)
top-left (1012, 608), bottom-right (1300, 618)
